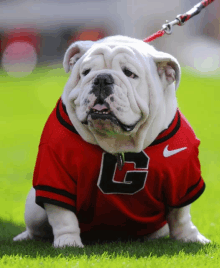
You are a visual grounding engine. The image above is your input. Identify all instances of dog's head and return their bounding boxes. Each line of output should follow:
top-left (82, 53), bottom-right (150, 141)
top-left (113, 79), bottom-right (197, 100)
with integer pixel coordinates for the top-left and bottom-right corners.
top-left (62, 35), bottom-right (180, 154)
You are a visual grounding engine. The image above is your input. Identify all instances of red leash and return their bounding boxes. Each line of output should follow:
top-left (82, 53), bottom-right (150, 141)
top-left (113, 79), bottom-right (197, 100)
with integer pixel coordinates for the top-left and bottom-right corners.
top-left (143, 0), bottom-right (215, 43)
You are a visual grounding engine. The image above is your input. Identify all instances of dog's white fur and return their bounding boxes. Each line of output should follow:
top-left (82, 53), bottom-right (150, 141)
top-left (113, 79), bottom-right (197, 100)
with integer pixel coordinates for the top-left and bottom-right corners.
top-left (13, 36), bottom-right (210, 247)
top-left (14, 188), bottom-right (209, 247)
top-left (62, 36), bottom-right (180, 154)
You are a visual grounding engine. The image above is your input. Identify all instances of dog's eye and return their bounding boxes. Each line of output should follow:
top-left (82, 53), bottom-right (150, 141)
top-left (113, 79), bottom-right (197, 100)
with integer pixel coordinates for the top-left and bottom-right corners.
top-left (82, 69), bottom-right (91, 76)
top-left (123, 68), bottom-right (138, 79)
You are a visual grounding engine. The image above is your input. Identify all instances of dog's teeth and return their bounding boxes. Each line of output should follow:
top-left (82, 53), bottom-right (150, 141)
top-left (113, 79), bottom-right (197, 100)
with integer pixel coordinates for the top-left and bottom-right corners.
top-left (92, 109), bottom-right (110, 115)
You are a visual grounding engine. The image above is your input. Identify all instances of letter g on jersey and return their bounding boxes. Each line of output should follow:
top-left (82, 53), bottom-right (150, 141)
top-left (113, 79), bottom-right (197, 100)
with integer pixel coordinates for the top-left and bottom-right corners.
top-left (97, 151), bottom-right (149, 195)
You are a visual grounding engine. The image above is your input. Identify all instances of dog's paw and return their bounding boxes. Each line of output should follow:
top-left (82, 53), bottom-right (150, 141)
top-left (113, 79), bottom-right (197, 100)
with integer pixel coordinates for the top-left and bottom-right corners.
top-left (180, 232), bottom-right (211, 244)
top-left (13, 230), bottom-right (33, 241)
top-left (53, 234), bottom-right (84, 248)
top-left (171, 227), bottom-right (211, 245)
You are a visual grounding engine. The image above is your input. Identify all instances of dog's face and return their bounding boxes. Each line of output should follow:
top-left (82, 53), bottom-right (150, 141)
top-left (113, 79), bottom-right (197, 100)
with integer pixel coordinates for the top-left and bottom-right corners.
top-left (62, 36), bottom-right (180, 154)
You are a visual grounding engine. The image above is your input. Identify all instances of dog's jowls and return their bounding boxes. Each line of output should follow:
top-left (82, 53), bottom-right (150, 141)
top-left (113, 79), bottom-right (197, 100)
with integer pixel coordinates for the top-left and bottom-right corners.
top-left (13, 36), bottom-right (210, 247)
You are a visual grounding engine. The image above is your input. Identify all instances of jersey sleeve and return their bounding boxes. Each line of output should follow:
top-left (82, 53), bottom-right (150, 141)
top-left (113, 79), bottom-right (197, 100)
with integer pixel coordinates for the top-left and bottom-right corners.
top-left (33, 143), bottom-right (77, 213)
top-left (164, 140), bottom-right (205, 208)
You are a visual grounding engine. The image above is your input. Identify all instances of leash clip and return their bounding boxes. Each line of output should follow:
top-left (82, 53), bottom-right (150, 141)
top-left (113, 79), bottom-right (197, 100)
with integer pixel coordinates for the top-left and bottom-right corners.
top-left (161, 17), bottom-right (181, 35)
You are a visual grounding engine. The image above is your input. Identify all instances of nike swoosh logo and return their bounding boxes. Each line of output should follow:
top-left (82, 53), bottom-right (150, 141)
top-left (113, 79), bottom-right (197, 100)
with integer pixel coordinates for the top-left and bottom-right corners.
top-left (163, 145), bottom-right (187, 157)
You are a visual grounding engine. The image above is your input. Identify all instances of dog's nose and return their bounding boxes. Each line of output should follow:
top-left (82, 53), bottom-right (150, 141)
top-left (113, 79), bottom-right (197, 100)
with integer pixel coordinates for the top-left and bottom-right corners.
top-left (94, 74), bottom-right (114, 86)
top-left (92, 73), bottom-right (114, 102)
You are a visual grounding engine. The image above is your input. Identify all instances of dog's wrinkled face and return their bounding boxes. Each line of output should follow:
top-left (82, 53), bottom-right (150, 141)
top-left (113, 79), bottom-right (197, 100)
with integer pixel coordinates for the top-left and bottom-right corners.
top-left (62, 36), bottom-right (181, 154)
top-left (74, 45), bottom-right (146, 135)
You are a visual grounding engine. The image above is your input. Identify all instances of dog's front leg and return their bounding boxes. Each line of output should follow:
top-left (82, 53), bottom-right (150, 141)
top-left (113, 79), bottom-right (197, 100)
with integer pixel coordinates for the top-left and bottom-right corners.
top-left (44, 203), bottom-right (84, 248)
top-left (167, 205), bottom-right (210, 244)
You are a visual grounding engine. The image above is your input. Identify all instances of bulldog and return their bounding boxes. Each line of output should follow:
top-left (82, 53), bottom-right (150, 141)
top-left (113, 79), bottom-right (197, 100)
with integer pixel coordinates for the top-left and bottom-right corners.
top-left (13, 35), bottom-right (210, 247)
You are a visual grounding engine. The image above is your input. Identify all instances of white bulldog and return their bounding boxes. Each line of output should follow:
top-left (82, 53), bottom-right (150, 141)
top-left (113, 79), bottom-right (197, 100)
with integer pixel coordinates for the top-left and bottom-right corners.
top-left (14, 36), bottom-right (210, 248)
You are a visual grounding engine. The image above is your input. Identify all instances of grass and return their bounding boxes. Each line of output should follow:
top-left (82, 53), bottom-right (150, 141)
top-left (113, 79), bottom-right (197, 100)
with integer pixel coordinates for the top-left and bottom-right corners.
top-left (0, 65), bottom-right (220, 267)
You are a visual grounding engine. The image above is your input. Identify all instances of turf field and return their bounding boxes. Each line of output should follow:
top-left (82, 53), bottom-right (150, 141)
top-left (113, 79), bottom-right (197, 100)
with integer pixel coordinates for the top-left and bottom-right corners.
top-left (0, 65), bottom-right (220, 267)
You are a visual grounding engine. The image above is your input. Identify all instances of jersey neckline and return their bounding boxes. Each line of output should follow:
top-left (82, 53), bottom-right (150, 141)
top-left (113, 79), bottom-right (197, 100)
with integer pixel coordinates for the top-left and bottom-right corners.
top-left (56, 98), bottom-right (181, 147)
top-left (149, 109), bottom-right (180, 146)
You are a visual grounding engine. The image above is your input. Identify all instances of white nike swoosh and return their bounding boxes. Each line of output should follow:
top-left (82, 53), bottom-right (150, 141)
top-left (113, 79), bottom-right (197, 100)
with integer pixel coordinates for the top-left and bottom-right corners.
top-left (163, 145), bottom-right (187, 157)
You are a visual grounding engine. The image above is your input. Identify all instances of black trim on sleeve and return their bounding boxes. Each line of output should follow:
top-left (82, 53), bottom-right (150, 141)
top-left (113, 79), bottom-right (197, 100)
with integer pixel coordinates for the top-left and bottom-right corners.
top-left (185, 177), bottom-right (202, 196)
top-left (56, 99), bottom-right (79, 135)
top-left (34, 185), bottom-right (76, 201)
top-left (36, 196), bottom-right (76, 213)
top-left (170, 182), bottom-right (206, 209)
top-left (149, 110), bottom-right (181, 146)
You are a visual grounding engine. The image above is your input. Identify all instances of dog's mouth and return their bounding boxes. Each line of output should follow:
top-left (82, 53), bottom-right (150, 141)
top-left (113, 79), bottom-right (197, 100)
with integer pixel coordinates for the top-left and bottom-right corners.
top-left (83, 103), bottom-right (137, 132)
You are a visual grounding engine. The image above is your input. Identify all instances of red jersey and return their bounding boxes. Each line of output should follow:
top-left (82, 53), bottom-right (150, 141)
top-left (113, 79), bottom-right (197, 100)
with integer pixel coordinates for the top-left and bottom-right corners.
top-left (33, 98), bottom-right (205, 237)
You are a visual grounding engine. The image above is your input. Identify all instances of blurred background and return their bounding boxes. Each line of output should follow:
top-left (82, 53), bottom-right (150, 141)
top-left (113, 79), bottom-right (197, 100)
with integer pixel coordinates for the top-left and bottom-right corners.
top-left (0, 0), bottom-right (220, 241)
top-left (0, 0), bottom-right (219, 76)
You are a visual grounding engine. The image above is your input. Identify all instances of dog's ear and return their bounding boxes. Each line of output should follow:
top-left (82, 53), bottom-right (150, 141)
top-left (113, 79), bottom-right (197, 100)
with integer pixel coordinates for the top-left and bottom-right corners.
top-left (63, 41), bottom-right (95, 73)
top-left (152, 52), bottom-right (181, 90)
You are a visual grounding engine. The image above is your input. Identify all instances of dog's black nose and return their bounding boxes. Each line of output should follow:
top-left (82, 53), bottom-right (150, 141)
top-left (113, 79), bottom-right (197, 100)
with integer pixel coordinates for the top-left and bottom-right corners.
top-left (92, 73), bottom-right (114, 102)
top-left (94, 74), bottom-right (114, 86)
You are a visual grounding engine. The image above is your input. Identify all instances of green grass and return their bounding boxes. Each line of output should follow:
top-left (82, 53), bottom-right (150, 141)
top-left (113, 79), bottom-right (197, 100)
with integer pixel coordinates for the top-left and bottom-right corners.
top-left (0, 65), bottom-right (220, 267)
